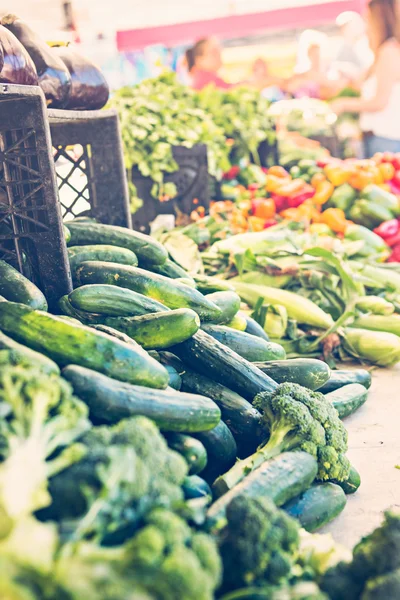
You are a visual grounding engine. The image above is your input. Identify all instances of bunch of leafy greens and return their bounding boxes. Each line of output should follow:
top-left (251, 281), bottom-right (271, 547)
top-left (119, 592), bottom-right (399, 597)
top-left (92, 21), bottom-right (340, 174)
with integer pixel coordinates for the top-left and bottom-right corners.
top-left (109, 72), bottom-right (230, 208)
top-left (194, 85), bottom-right (276, 165)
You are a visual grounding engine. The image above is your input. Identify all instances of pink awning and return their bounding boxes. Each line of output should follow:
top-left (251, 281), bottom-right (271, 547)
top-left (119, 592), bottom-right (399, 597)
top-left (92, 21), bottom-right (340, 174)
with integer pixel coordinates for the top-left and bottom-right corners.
top-left (117, 0), bottom-right (366, 52)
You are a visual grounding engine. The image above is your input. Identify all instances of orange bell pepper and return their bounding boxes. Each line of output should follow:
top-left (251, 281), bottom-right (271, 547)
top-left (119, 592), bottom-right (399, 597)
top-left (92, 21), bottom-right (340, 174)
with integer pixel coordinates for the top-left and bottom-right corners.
top-left (378, 162), bottom-right (395, 182)
top-left (311, 172), bottom-right (326, 188)
top-left (275, 178), bottom-right (305, 197)
top-left (268, 166), bottom-right (290, 179)
top-left (280, 208), bottom-right (304, 221)
top-left (252, 198), bottom-right (276, 219)
top-left (320, 208), bottom-right (349, 234)
top-left (349, 169), bottom-right (376, 190)
top-left (266, 174), bottom-right (286, 193)
top-left (324, 164), bottom-right (353, 187)
top-left (312, 180), bottom-right (334, 205)
top-left (248, 216), bottom-right (266, 232)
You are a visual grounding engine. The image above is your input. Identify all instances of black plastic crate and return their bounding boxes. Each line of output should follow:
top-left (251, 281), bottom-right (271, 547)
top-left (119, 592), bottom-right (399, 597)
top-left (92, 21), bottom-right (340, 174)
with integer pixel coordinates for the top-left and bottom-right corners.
top-left (0, 84), bottom-right (72, 309)
top-left (48, 108), bottom-right (132, 228)
top-left (131, 144), bottom-right (209, 233)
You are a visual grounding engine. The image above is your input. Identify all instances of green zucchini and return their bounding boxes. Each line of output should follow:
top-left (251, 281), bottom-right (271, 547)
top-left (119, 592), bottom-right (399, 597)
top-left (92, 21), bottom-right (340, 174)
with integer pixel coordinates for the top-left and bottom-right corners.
top-left (206, 451), bottom-right (318, 529)
top-left (0, 302), bottom-right (168, 389)
top-left (333, 464), bottom-right (361, 494)
top-left (283, 483), bottom-right (347, 532)
top-left (58, 295), bottom-right (105, 325)
top-left (172, 330), bottom-right (278, 401)
top-left (76, 261), bottom-right (222, 322)
top-left (57, 315), bottom-right (81, 325)
top-left (0, 260), bottom-right (47, 311)
top-left (316, 368), bottom-right (372, 393)
top-left (244, 314), bottom-right (270, 341)
top-left (325, 383), bottom-right (369, 419)
top-left (91, 324), bottom-right (139, 346)
top-left (0, 330), bottom-right (59, 375)
top-left (176, 278), bottom-right (197, 288)
top-left (254, 358), bottom-right (330, 391)
top-left (194, 420), bottom-right (237, 482)
top-left (202, 325), bottom-right (286, 363)
top-left (105, 308), bottom-right (200, 350)
top-left (64, 225), bottom-right (71, 244)
top-left (66, 221), bottom-right (168, 266)
top-left (69, 284), bottom-right (167, 317)
top-left (169, 359), bottom-right (262, 447)
top-left (68, 245), bottom-right (138, 273)
top-left (145, 258), bottom-right (192, 280)
top-left (182, 475), bottom-right (212, 499)
top-left (166, 433), bottom-right (207, 475)
top-left (62, 365), bottom-right (221, 432)
top-left (206, 291), bottom-right (241, 324)
top-left (194, 275), bottom-right (235, 294)
top-left (164, 365), bottom-right (182, 390)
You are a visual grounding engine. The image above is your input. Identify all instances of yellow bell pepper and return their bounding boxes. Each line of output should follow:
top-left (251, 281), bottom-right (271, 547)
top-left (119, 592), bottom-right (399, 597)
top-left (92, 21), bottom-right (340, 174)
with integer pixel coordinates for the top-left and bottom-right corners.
top-left (321, 208), bottom-right (349, 234)
top-left (309, 223), bottom-right (332, 235)
top-left (379, 162), bottom-right (395, 182)
top-left (266, 174), bottom-right (286, 193)
top-left (312, 180), bottom-right (334, 205)
top-left (324, 164), bottom-right (353, 187)
top-left (248, 216), bottom-right (266, 232)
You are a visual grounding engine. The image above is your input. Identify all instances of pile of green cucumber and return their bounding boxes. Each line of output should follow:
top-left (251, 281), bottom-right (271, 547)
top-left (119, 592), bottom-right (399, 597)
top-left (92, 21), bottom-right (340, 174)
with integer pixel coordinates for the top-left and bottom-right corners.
top-left (0, 220), bottom-right (373, 533)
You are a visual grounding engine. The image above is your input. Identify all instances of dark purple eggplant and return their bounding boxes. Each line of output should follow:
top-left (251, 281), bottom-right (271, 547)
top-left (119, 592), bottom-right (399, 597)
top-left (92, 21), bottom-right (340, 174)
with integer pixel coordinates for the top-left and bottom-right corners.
top-left (53, 45), bottom-right (109, 110)
top-left (0, 24), bottom-right (38, 85)
top-left (1, 15), bottom-right (71, 107)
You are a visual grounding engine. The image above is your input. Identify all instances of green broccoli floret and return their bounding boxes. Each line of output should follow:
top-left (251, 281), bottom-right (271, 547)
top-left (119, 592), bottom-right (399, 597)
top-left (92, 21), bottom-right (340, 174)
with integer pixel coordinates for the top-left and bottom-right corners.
top-left (122, 508), bottom-right (222, 600)
top-left (218, 495), bottom-right (300, 593)
top-left (321, 510), bottom-right (400, 600)
top-left (39, 416), bottom-right (188, 541)
top-left (362, 568), bottom-right (400, 600)
top-left (214, 383), bottom-right (350, 495)
top-left (219, 581), bottom-right (328, 600)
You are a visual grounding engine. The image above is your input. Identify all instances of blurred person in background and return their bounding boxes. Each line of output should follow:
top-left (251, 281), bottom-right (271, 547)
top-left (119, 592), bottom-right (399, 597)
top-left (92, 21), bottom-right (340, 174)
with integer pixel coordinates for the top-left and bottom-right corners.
top-left (331, 0), bottom-right (400, 157)
top-left (185, 37), bottom-right (264, 90)
top-left (333, 11), bottom-right (374, 79)
top-left (252, 58), bottom-right (286, 101)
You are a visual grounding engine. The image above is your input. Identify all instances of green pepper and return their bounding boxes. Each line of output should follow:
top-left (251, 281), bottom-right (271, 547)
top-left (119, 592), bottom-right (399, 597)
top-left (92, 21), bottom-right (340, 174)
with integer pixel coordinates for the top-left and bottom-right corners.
top-left (355, 199), bottom-right (394, 228)
top-left (362, 184), bottom-right (400, 214)
top-left (330, 183), bottom-right (357, 213)
top-left (290, 165), bottom-right (301, 178)
top-left (298, 159), bottom-right (315, 172)
top-left (307, 165), bottom-right (322, 177)
top-left (345, 224), bottom-right (390, 259)
top-left (298, 173), bottom-right (311, 183)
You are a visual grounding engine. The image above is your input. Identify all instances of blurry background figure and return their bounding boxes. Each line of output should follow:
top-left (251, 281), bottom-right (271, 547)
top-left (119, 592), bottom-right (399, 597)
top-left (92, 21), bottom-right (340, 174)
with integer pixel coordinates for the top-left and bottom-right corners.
top-left (252, 58), bottom-right (286, 102)
top-left (331, 0), bottom-right (400, 157)
top-left (332, 11), bottom-right (374, 81)
top-left (186, 36), bottom-right (264, 91)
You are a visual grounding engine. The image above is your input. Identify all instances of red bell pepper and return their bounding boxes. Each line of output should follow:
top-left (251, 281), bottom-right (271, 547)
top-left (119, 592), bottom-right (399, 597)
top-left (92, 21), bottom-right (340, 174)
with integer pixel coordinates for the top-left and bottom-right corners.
top-left (392, 154), bottom-right (400, 171)
top-left (317, 158), bottom-right (332, 168)
top-left (388, 244), bottom-right (400, 262)
top-left (287, 189), bottom-right (316, 208)
top-left (271, 194), bottom-right (288, 212)
top-left (263, 218), bottom-right (278, 229)
top-left (373, 219), bottom-right (400, 240)
top-left (382, 151), bottom-right (395, 163)
top-left (222, 165), bottom-right (240, 180)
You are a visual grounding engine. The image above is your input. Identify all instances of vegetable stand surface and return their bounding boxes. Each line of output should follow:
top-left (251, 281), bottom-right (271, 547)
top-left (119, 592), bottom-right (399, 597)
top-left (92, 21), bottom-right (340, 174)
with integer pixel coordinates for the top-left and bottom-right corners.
top-left (320, 364), bottom-right (400, 547)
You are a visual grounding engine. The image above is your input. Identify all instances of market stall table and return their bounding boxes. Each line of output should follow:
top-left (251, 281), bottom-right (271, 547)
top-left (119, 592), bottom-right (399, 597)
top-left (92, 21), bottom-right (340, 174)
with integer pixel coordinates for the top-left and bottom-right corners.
top-left (321, 365), bottom-right (400, 547)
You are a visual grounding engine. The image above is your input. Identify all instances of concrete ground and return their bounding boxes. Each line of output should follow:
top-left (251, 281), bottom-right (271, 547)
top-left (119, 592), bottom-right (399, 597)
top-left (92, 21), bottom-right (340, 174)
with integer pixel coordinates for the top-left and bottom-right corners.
top-left (320, 365), bottom-right (400, 548)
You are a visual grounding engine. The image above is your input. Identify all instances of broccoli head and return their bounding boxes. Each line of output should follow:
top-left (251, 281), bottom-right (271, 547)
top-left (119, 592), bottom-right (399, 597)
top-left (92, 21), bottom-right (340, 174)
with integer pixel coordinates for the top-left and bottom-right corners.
top-left (214, 383), bottom-right (350, 495)
top-left (218, 495), bottom-right (300, 593)
top-left (122, 508), bottom-right (222, 600)
top-left (39, 416), bottom-right (188, 541)
top-left (321, 510), bottom-right (400, 600)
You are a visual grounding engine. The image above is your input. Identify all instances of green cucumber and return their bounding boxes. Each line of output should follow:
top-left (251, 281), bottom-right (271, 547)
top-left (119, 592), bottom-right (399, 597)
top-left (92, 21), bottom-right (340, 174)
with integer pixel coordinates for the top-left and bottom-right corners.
top-left (172, 330), bottom-right (278, 401)
top-left (0, 302), bottom-right (168, 389)
top-left (105, 308), bottom-right (200, 349)
top-left (164, 365), bottom-right (182, 390)
top-left (316, 368), bottom-right (372, 393)
top-left (166, 433), bottom-right (207, 475)
top-left (76, 261), bottom-right (222, 322)
top-left (0, 260), bottom-right (47, 311)
top-left (194, 421), bottom-right (237, 482)
top-left (69, 284), bottom-right (167, 317)
top-left (91, 324), bottom-right (139, 346)
top-left (146, 258), bottom-right (192, 280)
top-left (57, 315), bottom-right (81, 325)
top-left (176, 278), bottom-right (197, 288)
top-left (202, 325), bottom-right (286, 363)
top-left (62, 365), bottom-right (221, 432)
top-left (182, 475), bottom-right (212, 499)
top-left (206, 452), bottom-right (318, 529)
top-left (68, 245), bottom-right (138, 273)
top-left (333, 464), bottom-right (361, 494)
top-left (283, 483), bottom-right (347, 532)
top-left (0, 330), bottom-right (59, 375)
top-left (244, 314), bottom-right (270, 341)
top-left (225, 313), bottom-right (247, 331)
top-left (325, 383), bottom-right (369, 419)
top-left (169, 359), bottom-right (262, 447)
top-left (206, 291), bottom-right (241, 324)
top-left (66, 221), bottom-right (168, 265)
top-left (58, 295), bottom-right (105, 325)
top-left (194, 275), bottom-right (235, 294)
top-left (254, 358), bottom-right (330, 391)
